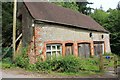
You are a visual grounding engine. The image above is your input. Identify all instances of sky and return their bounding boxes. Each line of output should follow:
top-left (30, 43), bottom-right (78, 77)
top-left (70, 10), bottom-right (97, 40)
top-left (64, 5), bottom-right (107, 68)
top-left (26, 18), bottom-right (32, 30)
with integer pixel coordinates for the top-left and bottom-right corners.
top-left (87, 0), bottom-right (120, 11)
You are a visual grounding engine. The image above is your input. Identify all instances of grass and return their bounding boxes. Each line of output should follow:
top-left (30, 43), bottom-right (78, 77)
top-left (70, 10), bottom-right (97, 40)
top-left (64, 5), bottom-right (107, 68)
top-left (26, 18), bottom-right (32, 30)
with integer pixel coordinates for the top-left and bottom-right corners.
top-left (50, 70), bottom-right (104, 77)
top-left (0, 61), bottom-right (2, 68)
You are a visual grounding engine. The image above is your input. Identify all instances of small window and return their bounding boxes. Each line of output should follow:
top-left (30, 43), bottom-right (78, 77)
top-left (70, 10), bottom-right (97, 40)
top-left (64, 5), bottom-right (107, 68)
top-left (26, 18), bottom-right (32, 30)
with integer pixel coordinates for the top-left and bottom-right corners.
top-left (46, 44), bottom-right (62, 59)
top-left (101, 35), bottom-right (104, 39)
top-left (89, 32), bottom-right (92, 37)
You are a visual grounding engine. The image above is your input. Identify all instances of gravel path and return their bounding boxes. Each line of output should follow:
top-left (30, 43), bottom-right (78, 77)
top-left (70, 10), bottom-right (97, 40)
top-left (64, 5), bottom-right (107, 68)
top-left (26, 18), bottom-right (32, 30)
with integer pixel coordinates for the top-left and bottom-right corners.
top-left (1, 68), bottom-right (53, 78)
top-left (0, 68), bottom-right (118, 78)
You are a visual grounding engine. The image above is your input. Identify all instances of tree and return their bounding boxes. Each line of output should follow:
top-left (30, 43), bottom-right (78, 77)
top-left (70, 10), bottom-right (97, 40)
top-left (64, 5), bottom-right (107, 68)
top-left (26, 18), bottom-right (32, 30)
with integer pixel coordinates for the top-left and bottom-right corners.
top-left (2, 2), bottom-right (21, 47)
top-left (117, 1), bottom-right (120, 10)
top-left (106, 10), bottom-right (120, 55)
top-left (53, 0), bottom-right (93, 15)
top-left (53, 2), bottom-right (79, 12)
top-left (2, 2), bottom-right (13, 47)
top-left (77, 1), bottom-right (93, 15)
top-left (90, 9), bottom-right (109, 26)
top-left (90, 9), bottom-right (120, 55)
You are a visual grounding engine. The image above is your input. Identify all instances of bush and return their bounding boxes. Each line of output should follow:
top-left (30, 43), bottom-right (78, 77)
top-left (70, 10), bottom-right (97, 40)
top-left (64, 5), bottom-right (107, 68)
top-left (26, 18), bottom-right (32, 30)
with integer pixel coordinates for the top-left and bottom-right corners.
top-left (15, 55), bottom-right (29, 68)
top-left (59, 55), bottom-right (81, 73)
top-left (2, 58), bottom-right (13, 68)
top-left (36, 55), bottom-right (81, 73)
top-left (15, 51), bottom-right (100, 73)
top-left (27, 64), bottom-right (37, 71)
top-left (15, 48), bottom-right (29, 69)
top-left (2, 47), bottom-right (12, 58)
top-left (36, 60), bottom-right (51, 71)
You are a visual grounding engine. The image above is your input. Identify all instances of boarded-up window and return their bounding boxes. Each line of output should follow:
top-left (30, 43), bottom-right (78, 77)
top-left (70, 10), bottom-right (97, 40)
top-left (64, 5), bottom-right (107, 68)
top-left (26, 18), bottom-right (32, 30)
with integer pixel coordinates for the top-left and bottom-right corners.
top-left (78, 43), bottom-right (90, 58)
top-left (94, 41), bottom-right (104, 56)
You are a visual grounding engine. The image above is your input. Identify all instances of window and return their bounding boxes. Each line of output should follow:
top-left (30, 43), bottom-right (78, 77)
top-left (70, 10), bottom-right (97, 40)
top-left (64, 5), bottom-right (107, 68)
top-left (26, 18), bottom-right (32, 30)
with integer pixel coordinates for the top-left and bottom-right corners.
top-left (46, 44), bottom-right (62, 59)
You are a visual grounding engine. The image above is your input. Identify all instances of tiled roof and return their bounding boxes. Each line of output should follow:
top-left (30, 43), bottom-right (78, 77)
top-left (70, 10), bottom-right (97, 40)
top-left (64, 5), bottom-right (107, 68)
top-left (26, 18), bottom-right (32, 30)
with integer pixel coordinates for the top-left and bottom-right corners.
top-left (24, 1), bottom-right (108, 32)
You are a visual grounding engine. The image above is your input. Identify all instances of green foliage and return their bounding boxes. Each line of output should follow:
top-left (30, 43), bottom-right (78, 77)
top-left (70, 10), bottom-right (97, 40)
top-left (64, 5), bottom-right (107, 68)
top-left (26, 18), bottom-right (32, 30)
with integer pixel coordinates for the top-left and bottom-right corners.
top-left (15, 48), bottom-right (29, 69)
top-left (36, 61), bottom-right (51, 71)
top-left (54, 2), bottom-right (79, 12)
top-left (58, 55), bottom-right (81, 73)
top-left (35, 55), bottom-right (99, 73)
top-left (27, 64), bottom-right (37, 71)
top-left (2, 2), bottom-right (13, 47)
top-left (53, 1), bottom-right (92, 15)
top-left (36, 55), bottom-right (81, 73)
top-left (79, 58), bottom-right (99, 71)
top-left (103, 52), bottom-right (114, 56)
top-left (91, 9), bottom-right (120, 56)
top-left (15, 55), bottom-right (29, 68)
top-left (77, 2), bottom-right (93, 15)
top-left (2, 47), bottom-right (12, 58)
top-left (2, 2), bottom-right (21, 47)
top-left (90, 9), bottom-right (109, 26)
top-left (2, 57), bottom-right (13, 68)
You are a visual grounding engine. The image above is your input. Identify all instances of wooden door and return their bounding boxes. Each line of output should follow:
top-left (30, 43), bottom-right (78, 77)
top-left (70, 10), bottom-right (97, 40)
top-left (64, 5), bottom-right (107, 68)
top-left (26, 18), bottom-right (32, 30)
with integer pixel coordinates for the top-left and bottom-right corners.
top-left (78, 43), bottom-right (90, 58)
top-left (94, 43), bottom-right (103, 56)
top-left (65, 43), bottom-right (73, 55)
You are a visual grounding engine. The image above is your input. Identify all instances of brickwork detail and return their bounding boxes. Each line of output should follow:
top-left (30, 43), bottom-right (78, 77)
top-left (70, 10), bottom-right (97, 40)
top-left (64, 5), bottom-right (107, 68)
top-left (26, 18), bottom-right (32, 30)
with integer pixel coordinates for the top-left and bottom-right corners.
top-left (27, 36), bottom-right (36, 64)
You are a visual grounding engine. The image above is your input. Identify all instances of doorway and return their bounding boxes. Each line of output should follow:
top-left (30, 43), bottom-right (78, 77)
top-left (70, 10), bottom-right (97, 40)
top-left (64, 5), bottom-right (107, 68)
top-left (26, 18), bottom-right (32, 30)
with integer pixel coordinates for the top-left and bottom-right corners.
top-left (94, 41), bottom-right (104, 56)
top-left (78, 43), bottom-right (90, 58)
top-left (65, 43), bottom-right (73, 56)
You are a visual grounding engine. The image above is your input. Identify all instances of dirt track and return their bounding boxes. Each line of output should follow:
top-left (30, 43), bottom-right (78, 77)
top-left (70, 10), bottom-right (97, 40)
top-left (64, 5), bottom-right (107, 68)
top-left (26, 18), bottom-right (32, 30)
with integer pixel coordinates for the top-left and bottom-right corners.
top-left (1, 68), bottom-right (118, 78)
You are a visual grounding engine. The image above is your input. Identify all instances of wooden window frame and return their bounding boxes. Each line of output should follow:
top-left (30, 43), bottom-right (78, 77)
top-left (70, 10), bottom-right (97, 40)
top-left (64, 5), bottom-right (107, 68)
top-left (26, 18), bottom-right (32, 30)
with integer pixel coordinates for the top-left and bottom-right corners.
top-left (46, 44), bottom-right (62, 58)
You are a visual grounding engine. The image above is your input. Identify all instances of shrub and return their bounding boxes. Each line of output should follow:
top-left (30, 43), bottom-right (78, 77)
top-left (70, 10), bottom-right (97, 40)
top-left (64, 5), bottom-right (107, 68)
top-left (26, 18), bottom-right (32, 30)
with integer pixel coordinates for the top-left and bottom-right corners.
top-left (36, 61), bottom-right (51, 71)
top-left (2, 58), bottom-right (13, 68)
top-left (15, 55), bottom-right (29, 68)
top-left (36, 55), bottom-right (81, 73)
top-left (2, 47), bottom-right (12, 58)
top-left (2, 57), bottom-right (12, 63)
top-left (27, 64), bottom-right (37, 71)
top-left (60, 55), bottom-right (81, 73)
top-left (15, 48), bottom-right (29, 69)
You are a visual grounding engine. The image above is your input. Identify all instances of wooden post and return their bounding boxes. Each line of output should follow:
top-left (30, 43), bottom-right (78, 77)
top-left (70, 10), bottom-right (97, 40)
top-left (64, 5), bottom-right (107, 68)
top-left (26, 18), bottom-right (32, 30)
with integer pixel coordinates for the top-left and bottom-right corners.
top-left (114, 55), bottom-right (117, 74)
top-left (99, 45), bottom-right (104, 72)
top-left (13, 0), bottom-right (17, 60)
top-left (99, 52), bottom-right (104, 72)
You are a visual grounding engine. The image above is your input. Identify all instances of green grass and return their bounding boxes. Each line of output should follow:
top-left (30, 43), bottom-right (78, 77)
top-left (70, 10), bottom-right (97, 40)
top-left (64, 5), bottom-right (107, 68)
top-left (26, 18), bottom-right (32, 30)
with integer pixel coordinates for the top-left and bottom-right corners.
top-left (0, 61), bottom-right (2, 68)
top-left (50, 71), bottom-right (103, 77)
top-left (2, 58), bottom-right (16, 69)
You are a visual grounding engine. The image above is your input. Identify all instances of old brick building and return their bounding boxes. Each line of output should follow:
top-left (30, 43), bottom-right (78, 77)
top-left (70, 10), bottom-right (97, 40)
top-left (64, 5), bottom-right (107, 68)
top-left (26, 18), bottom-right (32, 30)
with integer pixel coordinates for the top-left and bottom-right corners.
top-left (17, 2), bottom-right (111, 63)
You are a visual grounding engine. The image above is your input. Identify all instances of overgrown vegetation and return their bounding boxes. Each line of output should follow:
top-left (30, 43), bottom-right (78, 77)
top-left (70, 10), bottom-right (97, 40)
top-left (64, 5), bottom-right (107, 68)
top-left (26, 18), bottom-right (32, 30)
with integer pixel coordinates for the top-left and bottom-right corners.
top-left (15, 47), bottom-right (29, 69)
top-left (1, 39), bottom-right (118, 75)
top-left (15, 54), bottom-right (100, 73)
top-left (2, 51), bottom-right (120, 77)
top-left (2, 57), bottom-right (14, 69)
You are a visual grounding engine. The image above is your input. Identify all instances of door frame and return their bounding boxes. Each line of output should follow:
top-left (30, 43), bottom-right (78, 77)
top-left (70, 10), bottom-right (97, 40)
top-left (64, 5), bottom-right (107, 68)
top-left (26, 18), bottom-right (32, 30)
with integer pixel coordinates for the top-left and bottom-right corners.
top-left (65, 43), bottom-right (73, 55)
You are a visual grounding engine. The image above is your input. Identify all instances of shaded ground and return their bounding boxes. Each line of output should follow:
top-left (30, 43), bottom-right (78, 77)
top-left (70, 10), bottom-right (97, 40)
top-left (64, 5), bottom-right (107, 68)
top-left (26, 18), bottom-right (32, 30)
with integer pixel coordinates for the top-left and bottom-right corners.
top-left (1, 67), bottom-right (118, 78)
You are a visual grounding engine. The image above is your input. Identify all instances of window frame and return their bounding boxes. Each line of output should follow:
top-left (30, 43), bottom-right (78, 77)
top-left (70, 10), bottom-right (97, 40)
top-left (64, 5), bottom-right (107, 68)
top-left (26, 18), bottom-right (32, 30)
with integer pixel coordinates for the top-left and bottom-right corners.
top-left (46, 44), bottom-right (62, 58)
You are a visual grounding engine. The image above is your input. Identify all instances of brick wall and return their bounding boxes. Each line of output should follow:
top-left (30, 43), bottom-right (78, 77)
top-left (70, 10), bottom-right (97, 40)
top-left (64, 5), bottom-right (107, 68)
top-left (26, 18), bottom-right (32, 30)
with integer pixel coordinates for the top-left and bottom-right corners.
top-left (32, 23), bottom-right (111, 62)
